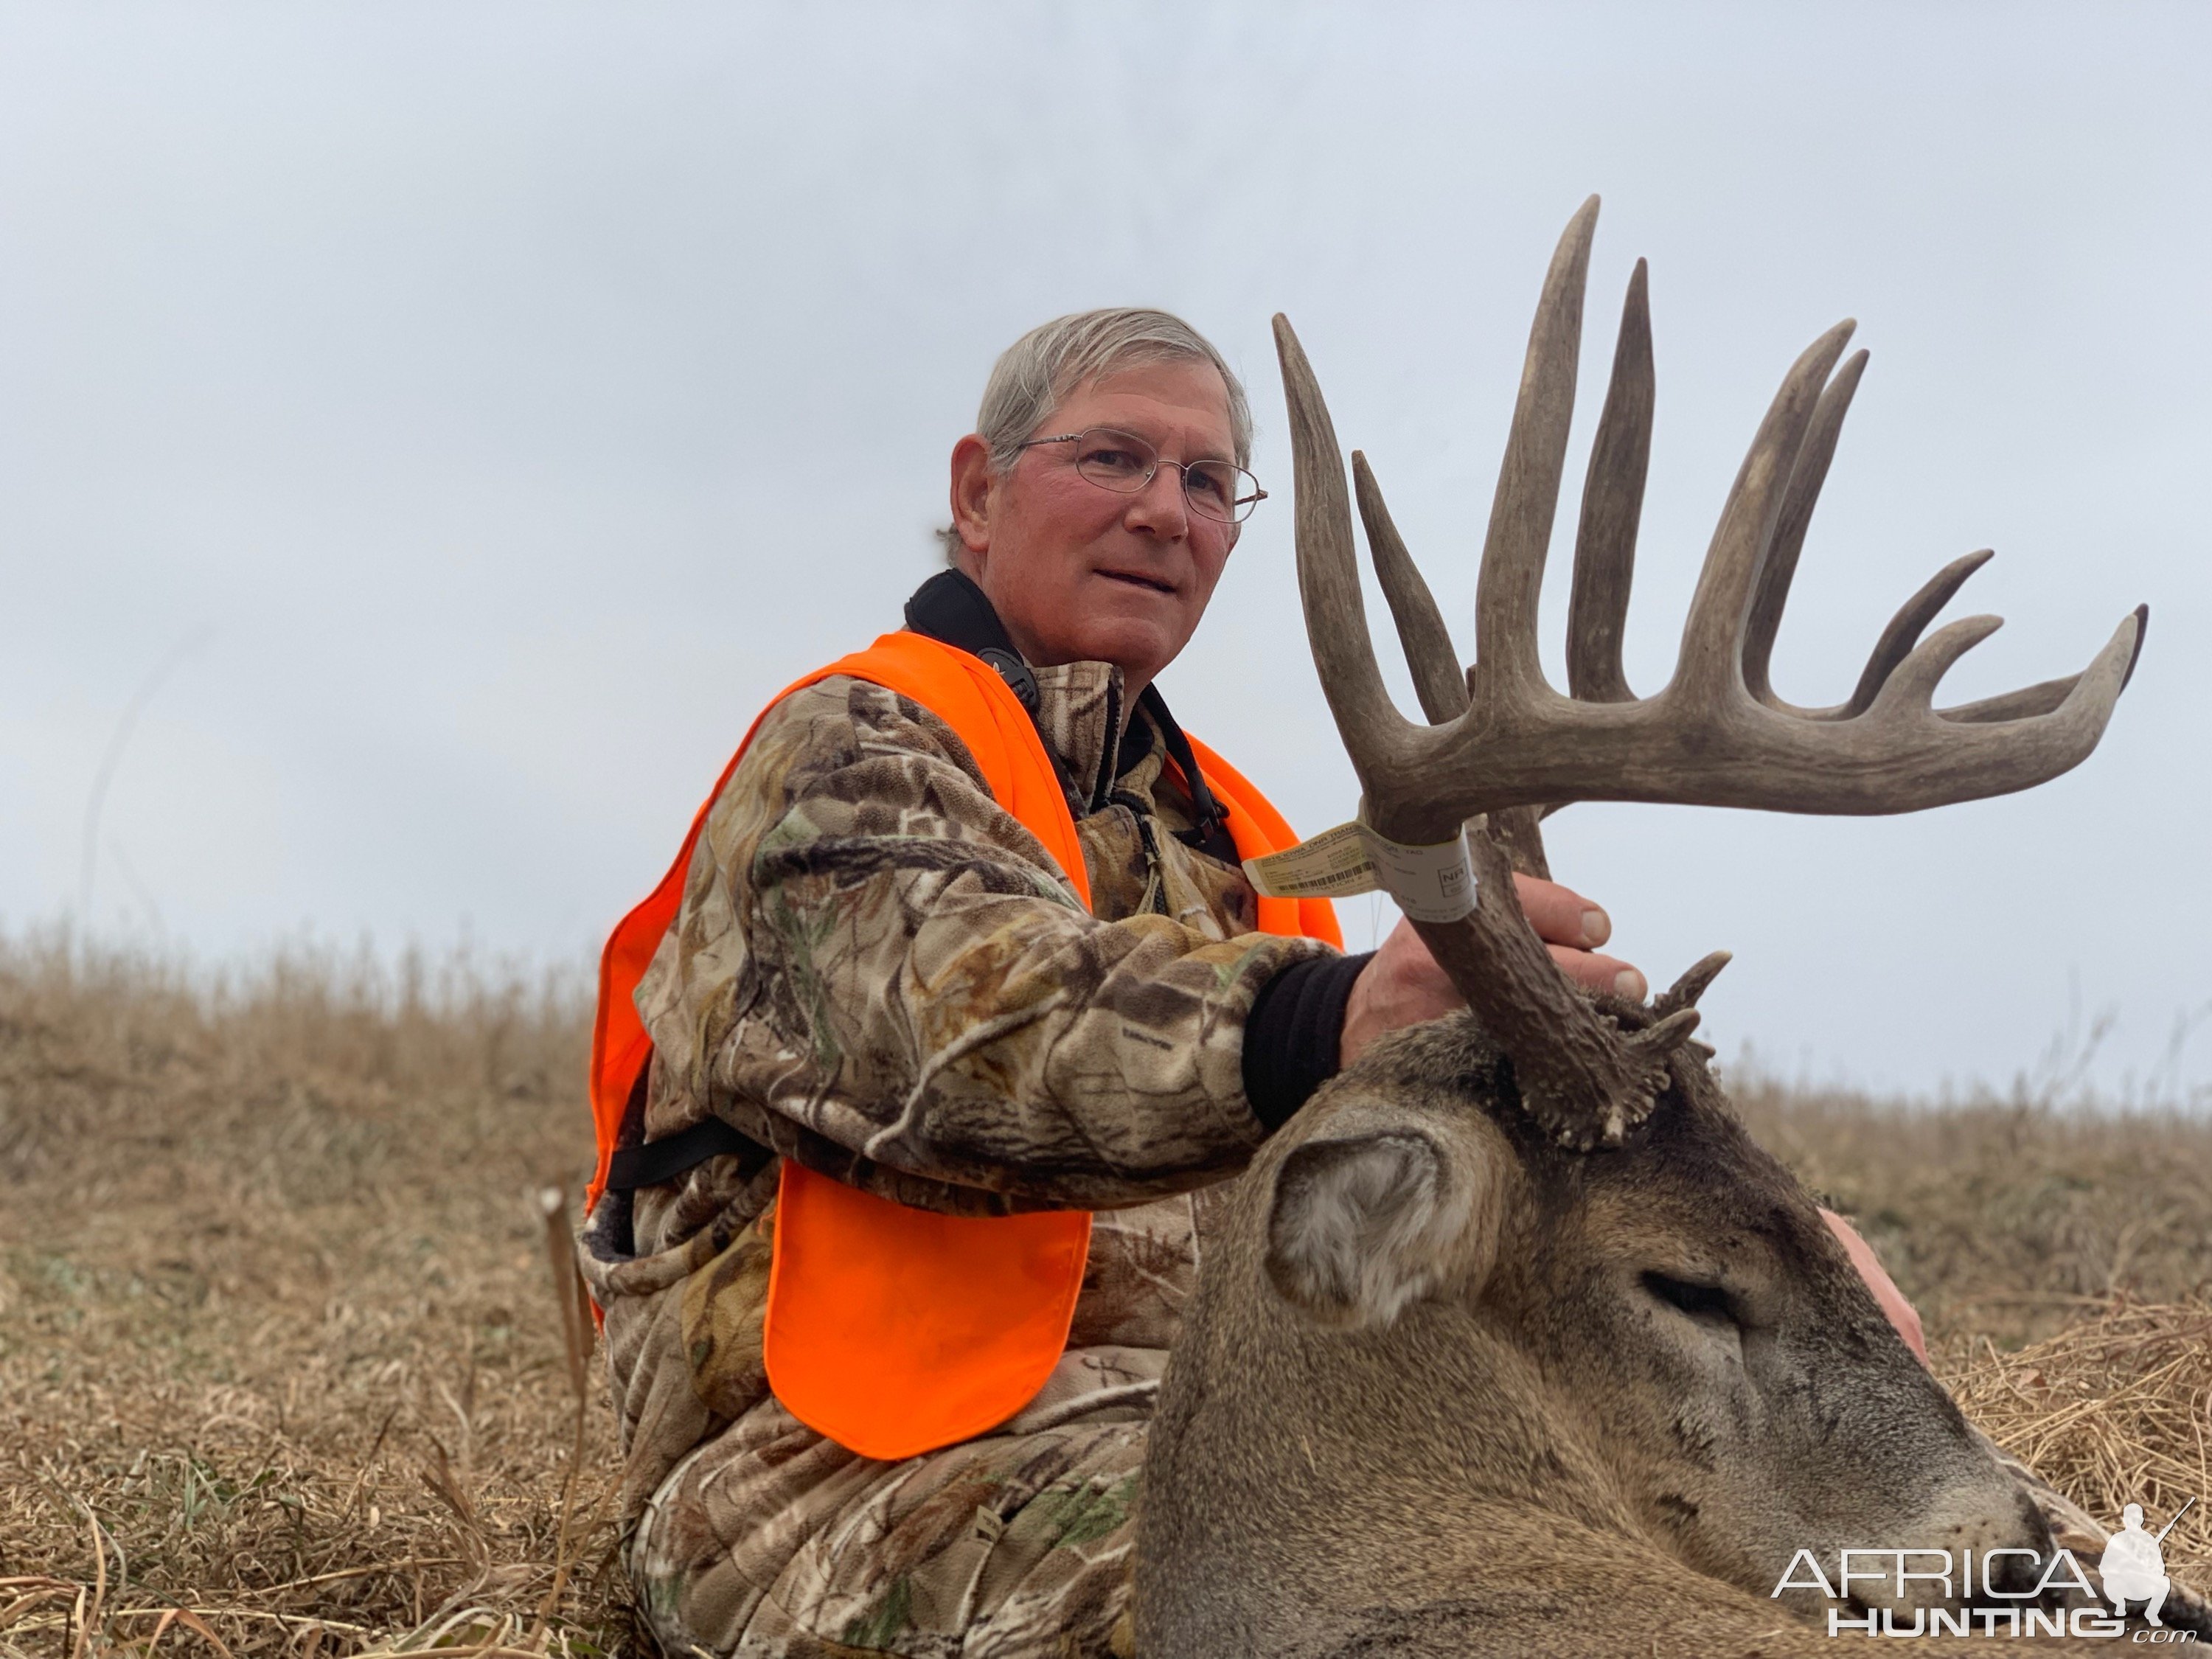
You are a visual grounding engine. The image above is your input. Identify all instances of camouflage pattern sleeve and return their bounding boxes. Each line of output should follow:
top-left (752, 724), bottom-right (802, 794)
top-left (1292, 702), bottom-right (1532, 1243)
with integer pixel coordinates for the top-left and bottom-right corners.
top-left (630, 670), bottom-right (1340, 1215)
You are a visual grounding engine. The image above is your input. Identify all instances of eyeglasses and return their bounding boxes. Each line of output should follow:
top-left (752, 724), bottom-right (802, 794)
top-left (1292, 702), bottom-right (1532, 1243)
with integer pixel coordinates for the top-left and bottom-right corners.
top-left (1015, 427), bottom-right (1267, 524)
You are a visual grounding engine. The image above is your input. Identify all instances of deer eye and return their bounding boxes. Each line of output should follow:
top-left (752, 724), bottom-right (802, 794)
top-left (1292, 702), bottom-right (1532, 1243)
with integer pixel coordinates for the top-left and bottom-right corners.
top-left (1643, 1271), bottom-right (1738, 1325)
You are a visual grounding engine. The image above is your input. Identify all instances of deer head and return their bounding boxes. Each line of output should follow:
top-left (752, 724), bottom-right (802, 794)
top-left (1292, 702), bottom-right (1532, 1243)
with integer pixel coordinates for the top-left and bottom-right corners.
top-left (1172, 1019), bottom-right (2060, 1653)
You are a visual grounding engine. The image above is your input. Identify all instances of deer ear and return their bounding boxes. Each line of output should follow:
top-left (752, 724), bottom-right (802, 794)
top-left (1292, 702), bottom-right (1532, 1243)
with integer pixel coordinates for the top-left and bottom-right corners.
top-left (1263, 1127), bottom-right (1497, 1329)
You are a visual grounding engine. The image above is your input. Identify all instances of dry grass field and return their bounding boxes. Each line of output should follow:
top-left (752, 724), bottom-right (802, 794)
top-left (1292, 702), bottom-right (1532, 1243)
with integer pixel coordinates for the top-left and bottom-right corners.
top-left (2, 933), bottom-right (2208, 1658)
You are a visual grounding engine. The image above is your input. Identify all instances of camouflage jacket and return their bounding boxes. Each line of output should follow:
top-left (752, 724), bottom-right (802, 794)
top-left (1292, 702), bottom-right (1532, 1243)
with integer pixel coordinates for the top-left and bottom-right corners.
top-left (580, 636), bottom-right (1349, 1517)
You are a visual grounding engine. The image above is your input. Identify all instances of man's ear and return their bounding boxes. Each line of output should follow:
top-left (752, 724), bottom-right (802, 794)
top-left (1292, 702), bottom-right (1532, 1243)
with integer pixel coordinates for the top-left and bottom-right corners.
top-left (1263, 1125), bottom-right (1501, 1329)
top-left (948, 434), bottom-right (996, 565)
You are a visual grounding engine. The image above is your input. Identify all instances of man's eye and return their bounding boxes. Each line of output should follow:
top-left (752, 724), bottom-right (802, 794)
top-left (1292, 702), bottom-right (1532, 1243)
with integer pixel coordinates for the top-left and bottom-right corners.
top-left (1186, 465), bottom-right (1234, 502)
top-left (1081, 445), bottom-right (1146, 476)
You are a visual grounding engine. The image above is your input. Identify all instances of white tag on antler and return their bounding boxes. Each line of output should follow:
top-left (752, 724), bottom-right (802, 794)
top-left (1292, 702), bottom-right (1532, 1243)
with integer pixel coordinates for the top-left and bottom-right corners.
top-left (1359, 822), bottom-right (1479, 922)
top-left (1242, 818), bottom-right (1478, 924)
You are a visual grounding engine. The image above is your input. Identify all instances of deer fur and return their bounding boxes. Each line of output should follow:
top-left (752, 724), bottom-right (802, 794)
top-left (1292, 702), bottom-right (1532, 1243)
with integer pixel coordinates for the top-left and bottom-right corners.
top-left (1136, 1008), bottom-right (2081, 1657)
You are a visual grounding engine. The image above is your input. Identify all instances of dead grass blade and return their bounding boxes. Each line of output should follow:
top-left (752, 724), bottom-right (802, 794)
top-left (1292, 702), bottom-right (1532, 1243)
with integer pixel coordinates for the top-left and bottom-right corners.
top-left (527, 1186), bottom-right (598, 1646)
top-left (169, 1608), bottom-right (237, 1658)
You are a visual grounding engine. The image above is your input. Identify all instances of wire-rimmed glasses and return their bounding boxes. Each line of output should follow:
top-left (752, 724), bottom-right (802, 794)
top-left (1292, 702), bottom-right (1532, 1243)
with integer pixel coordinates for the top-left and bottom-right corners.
top-left (1015, 428), bottom-right (1267, 524)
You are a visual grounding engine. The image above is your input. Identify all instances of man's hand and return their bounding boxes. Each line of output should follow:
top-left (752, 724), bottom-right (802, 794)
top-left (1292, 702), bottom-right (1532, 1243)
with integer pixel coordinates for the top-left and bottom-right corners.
top-left (1339, 875), bottom-right (1644, 1067)
top-left (1820, 1208), bottom-right (1929, 1365)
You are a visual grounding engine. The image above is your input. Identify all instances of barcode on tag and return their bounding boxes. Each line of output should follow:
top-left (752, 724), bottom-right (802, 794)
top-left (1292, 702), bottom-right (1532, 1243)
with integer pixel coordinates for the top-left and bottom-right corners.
top-left (1242, 818), bottom-right (1477, 923)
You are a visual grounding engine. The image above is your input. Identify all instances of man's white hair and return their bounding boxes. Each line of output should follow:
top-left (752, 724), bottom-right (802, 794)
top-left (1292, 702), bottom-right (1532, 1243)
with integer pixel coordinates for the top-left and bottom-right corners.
top-left (975, 307), bottom-right (1253, 473)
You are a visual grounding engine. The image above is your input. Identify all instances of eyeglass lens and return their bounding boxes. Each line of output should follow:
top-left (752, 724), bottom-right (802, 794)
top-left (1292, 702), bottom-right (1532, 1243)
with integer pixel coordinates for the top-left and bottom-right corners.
top-left (1068, 428), bottom-right (1259, 523)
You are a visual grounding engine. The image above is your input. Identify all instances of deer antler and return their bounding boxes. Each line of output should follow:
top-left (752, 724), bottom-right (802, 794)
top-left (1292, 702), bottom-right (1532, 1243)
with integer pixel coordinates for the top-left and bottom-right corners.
top-left (1276, 194), bottom-right (2144, 1149)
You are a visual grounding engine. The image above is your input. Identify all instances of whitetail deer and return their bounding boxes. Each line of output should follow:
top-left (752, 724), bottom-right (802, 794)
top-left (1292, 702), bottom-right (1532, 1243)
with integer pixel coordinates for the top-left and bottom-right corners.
top-left (1134, 198), bottom-right (2180, 1656)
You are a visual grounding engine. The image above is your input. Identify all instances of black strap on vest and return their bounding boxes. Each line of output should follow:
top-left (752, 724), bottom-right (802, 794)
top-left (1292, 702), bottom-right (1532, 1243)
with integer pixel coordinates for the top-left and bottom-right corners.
top-left (1133, 684), bottom-right (1237, 865)
top-left (604, 1116), bottom-right (772, 1192)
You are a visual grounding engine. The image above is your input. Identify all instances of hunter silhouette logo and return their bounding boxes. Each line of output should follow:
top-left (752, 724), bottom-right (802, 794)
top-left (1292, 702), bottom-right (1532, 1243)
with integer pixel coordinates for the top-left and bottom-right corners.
top-left (2102, 1499), bottom-right (2193, 1628)
top-left (1771, 1496), bottom-right (2200, 1640)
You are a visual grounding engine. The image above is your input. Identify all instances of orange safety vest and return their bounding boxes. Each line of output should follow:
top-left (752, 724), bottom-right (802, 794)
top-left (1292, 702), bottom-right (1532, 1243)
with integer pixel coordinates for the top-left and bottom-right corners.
top-left (588, 630), bottom-right (1340, 1460)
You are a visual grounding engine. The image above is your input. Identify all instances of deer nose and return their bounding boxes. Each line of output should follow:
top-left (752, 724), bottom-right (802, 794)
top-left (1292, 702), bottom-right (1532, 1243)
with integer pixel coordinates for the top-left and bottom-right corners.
top-left (1982, 1545), bottom-right (2045, 1601)
top-left (1978, 1491), bottom-right (2062, 1605)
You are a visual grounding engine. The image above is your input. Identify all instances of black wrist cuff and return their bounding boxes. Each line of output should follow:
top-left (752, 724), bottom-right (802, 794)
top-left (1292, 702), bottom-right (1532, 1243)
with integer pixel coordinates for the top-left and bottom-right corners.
top-left (1240, 951), bottom-right (1374, 1131)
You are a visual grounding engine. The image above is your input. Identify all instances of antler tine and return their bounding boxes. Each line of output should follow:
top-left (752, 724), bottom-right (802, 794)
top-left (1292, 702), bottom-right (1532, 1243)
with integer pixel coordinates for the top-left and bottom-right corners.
top-left (1473, 194), bottom-right (1599, 701)
top-left (1742, 349), bottom-right (1868, 705)
top-left (1942, 605), bottom-right (2149, 724)
top-left (1355, 451), bottom-right (1471, 723)
top-left (1877, 603), bottom-right (2144, 728)
top-left (1566, 258), bottom-right (1654, 706)
top-left (1657, 950), bottom-right (1732, 1015)
top-left (1273, 315), bottom-right (1414, 798)
top-left (1838, 549), bottom-right (1995, 717)
top-left (1870, 614), bottom-right (2008, 712)
top-left (1894, 608), bottom-right (2140, 776)
top-left (1355, 452), bottom-right (1562, 880)
top-left (1941, 676), bottom-right (2075, 724)
top-left (1672, 321), bottom-right (1856, 712)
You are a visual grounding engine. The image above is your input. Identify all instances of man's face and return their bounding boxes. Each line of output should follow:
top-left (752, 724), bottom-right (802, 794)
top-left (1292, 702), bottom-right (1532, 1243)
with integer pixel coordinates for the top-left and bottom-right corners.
top-left (950, 358), bottom-right (1242, 696)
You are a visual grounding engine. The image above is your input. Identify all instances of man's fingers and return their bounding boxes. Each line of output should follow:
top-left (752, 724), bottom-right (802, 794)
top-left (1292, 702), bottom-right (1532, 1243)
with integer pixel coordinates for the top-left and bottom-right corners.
top-left (1546, 945), bottom-right (1646, 1002)
top-left (1512, 872), bottom-right (1611, 949)
top-left (1518, 874), bottom-right (1643, 999)
top-left (1399, 898), bottom-right (1644, 1000)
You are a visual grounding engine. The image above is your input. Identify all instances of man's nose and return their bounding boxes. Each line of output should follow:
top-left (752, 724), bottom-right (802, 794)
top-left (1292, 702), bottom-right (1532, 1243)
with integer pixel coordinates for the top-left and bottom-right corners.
top-left (1122, 461), bottom-right (1190, 538)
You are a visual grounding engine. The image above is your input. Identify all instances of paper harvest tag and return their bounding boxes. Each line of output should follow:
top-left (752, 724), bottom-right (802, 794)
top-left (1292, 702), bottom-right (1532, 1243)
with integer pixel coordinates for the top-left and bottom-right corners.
top-left (1237, 820), bottom-right (1376, 900)
top-left (1358, 821), bottom-right (1478, 923)
top-left (1242, 818), bottom-right (1478, 924)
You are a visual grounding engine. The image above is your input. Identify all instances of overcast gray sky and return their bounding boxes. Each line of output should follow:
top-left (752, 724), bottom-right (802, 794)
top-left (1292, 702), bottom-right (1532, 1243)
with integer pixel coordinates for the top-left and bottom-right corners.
top-left (4, 2), bottom-right (2207, 1101)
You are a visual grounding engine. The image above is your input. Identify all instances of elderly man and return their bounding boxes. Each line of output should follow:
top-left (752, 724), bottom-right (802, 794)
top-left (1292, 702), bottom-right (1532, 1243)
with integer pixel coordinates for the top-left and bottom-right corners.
top-left (578, 307), bottom-right (1923, 1658)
